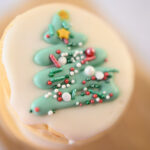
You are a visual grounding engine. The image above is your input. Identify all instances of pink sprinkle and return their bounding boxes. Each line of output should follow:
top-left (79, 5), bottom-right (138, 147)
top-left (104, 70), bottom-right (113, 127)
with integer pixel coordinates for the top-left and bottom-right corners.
top-left (64, 39), bottom-right (69, 44)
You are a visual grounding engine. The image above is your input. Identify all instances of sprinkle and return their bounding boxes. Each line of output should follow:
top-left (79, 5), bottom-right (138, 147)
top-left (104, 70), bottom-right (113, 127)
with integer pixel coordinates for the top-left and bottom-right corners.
top-left (62, 85), bottom-right (66, 88)
top-left (64, 79), bottom-right (69, 84)
top-left (70, 67), bottom-right (75, 71)
top-left (81, 60), bottom-right (85, 64)
top-left (86, 100), bottom-right (90, 105)
top-left (62, 92), bottom-right (71, 101)
top-left (58, 91), bottom-right (62, 96)
top-left (57, 83), bottom-right (61, 87)
top-left (93, 94), bottom-right (98, 98)
top-left (54, 89), bottom-right (59, 93)
top-left (78, 42), bottom-right (83, 46)
top-left (84, 56), bottom-right (96, 62)
top-left (76, 63), bottom-right (81, 68)
top-left (74, 70), bottom-right (78, 73)
top-left (90, 99), bottom-right (95, 104)
top-left (79, 103), bottom-right (82, 106)
top-left (72, 89), bottom-right (76, 99)
top-left (84, 66), bottom-right (95, 76)
top-left (49, 54), bottom-right (61, 68)
top-left (109, 93), bottom-right (113, 97)
top-left (96, 97), bottom-right (100, 102)
top-left (85, 48), bottom-right (95, 57)
top-left (103, 91), bottom-right (106, 94)
top-left (106, 95), bottom-right (110, 99)
top-left (64, 39), bottom-right (69, 44)
top-left (68, 47), bottom-right (71, 50)
top-left (76, 102), bottom-right (79, 105)
top-left (46, 34), bottom-right (50, 38)
top-left (44, 94), bottom-right (49, 98)
top-left (71, 80), bottom-right (75, 84)
top-left (53, 95), bottom-right (57, 98)
top-left (70, 71), bottom-right (74, 76)
top-left (47, 80), bottom-right (52, 85)
top-left (82, 80), bottom-right (86, 84)
top-left (67, 84), bottom-right (70, 87)
top-left (51, 76), bottom-right (66, 82)
top-left (104, 72), bottom-right (109, 77)
top-left (99, 99), bottom-right (103, 103)
top-left (79, 51), bottom-right (83, 54)
top-left (34, 107), bottom-right (40, 112)
top-left (83, 87), bottom-right (87, 91)
top-left (48, 110), bottom-right (53, 116)
top-left (91, 76), bottom-right (96, 80)
top-left (58, 56), bottom-right (67, 65)
top-left (57, 97), bottom-right (63, 102)
top-left (95, 71), bottom-right (104, 80)
top-left (56, 49), bottom-right (61, 54)
top-left (85, 91), bottom-right (90, 95)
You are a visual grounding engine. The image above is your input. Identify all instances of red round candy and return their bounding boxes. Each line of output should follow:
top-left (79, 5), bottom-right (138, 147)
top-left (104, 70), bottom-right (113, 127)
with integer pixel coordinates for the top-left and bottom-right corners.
top-left (47, 80), bottom-right (52, 85)
top-left (70, 67), bottom-right (74, 71)
top-left (46, 34), bottom-right (50, 38)
top-left (82, 80), bottom-right (86, 84)
top-left (58, 91), bottom-right (62, 96)
top-left (93, 94), bottom-right (98, 98)
top-left (90, 99), bottom-right (95, 104)
top-left (99, 99), bottom-right (103, 103)
top-left (104, 72), bottom-right (109, 77)
top-left (85, 48), bottom-right (95, 57)
top-left (91, 76), bottom-right (96, 80)
top-left (81, 60), bottom-right (85, 64)
top-left (85, 91), bottom-right (90, 95)
top-left (34, 107), bottom-right (40, 112)
top-left (56, 49), bottom-right (61, 54)
top-left (79, 103), bottom-right (82, 106)
top-left (64, 79), bottom-right (69, 84)
top-left (109, 93), bottom-right (113, 97)
top-left (57, 97), bottom-right (62, 102)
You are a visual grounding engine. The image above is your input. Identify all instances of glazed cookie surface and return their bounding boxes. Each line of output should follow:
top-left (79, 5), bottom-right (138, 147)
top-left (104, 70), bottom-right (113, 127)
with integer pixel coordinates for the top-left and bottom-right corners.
top-left (2, 3), bottom-right (134, 142)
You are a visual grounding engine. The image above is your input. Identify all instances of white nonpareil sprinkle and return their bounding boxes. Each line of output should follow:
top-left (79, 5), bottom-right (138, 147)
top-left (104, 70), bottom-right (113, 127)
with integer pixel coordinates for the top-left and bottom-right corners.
top-left (48, 110), bottom-right (53, 116)
top-left (78, 42), bottom-right (83, 47)
top-left (54, 89), bottom-right (58, 93)
top-left (70, 71), bottom-right (74, 76)
top-left (68, 47), bottom-right (71, 50)
top-left (84, 66), bottom-right (95, 76)
top-left (95, 71), bottom-right (104, 80)
top-left (53, 95), bottom-right (57, 98)
top-left (103, 91), bottom-right (106, 94)
top-left (68, 140), bottom-right (75, 145)
top-left (106, 95), bottom-right (110, 99)
top-left (61, 53), bottom-right (65, 57)
top-left (67, 84), bottom-right (70, 87)
top-left (83, 87), bottom-right (87, 91)
top-left (74, 70), bottom-right (78, 73)
top-left (76, 102), bottom-right (79, 105)
top-left (76, 63), bottom-right (81, 68)
top-left (62, 92), bottom-right (71, 102)
top-left (58, 56), bottom-right (67, 65)
top-left (62, 85), bottom-right (66, 89)
top-left (96, 97), bottom-right (100, 102)
top-left (57, 83), bottom-right (61, 87)
top-left (71, 80), bottom-right (75, 84)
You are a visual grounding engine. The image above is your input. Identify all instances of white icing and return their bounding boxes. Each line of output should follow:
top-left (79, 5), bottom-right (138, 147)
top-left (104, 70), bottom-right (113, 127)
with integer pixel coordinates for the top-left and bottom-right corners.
top-left (2, 3), bottom-right (134, 143)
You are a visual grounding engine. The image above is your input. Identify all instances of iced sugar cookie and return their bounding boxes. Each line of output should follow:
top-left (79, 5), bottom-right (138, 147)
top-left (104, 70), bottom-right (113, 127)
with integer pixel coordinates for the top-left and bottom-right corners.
top-left (0, 3), bottom-right (134, 149)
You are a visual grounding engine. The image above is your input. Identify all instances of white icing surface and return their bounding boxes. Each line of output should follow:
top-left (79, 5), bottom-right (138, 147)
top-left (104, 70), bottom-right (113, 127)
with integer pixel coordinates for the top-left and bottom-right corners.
top-left (2, 3), bottom-right (134, 142)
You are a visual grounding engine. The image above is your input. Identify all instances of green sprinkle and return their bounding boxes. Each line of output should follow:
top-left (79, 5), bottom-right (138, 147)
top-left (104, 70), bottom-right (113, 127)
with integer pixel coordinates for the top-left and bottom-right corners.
top-left (51, 76), bottom-right (66, 82)
top-left (71, 89), bottom-right (76, 99)
top-left (86, 100), bottom-right (90, 105)
top-left (86, 77), bottom-right (91, 81)
top-left (50, 68), bottom-right (63, 74)
top-left (29, 109), bottom-right (32, 113)
top-left (90, 84), bottom-right (95, 88)
top-left (100, 94), bottom-right (105, 99)
top-left (65, 75), bottom-right (69, 78)
top-left (80, 92), bottom-right (85, 96)
top-left (48, 73), bottom-right (54, 77)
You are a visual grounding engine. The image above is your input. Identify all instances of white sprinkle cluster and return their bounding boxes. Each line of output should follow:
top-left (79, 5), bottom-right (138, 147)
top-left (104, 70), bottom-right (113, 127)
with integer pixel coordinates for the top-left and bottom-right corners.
top-left (96, 97), bottom-right (100, 102)
top-left (95, 71), bottom-right (104, 80)
top-left (44, 92), bottom-right (52, 98)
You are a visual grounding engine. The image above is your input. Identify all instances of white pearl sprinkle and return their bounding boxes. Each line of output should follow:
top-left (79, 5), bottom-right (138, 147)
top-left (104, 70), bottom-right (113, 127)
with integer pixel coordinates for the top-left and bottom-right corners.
top-left (53, 95), bottom-right (57, 98)
top-left (67, 84), bottom-right (70, 87)
top-left (76, 56), bottom-right (80, 60)
top-left (76, 63), bottom-right (81, 68)
top-left (74, 70), bottom-right (78, 73)
top-left (70, 71), bottom-right (74, 76)
top-left (83, 87), bottom-right (87, 91)
top-left (84, 66), bottom-right (95, 76)
top-left (103, 91), bottom-right (106, 94)
top-left (95, 71), bottom-right (104, 80)
top-left (78, 42), bottom-right (83, 47)
top-left (62, 85), bottom-right (66, 89)
top-left (76, 102), bottom-right (79, 105)
top-left (71, 80), bottom-right (75, 84)
top-left (64, 52), bottom-right (68, 56)
top-left (68, 47), bottom-right (71, 50)
top-left (96, 97), bottom-right (100, 102)
top-left (54, 89), bottom-right (58, 93)
top-left (58, 56), bottom-right (67, 65)
top-left (106, 95), bottom-right (110, 99)
top-left (57, 83), bottom-right (61, 87)
top-left (61, 53), bottom-right (65, 57)
top-left (48, 110), bottom-right (53, 116)
top-left (62, 92), bottom-right (71, 102)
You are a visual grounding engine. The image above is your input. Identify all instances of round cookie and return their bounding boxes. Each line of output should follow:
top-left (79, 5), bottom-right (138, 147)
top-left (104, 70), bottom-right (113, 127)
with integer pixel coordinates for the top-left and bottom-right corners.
top-left (1, 3), bottom-right (134, 149)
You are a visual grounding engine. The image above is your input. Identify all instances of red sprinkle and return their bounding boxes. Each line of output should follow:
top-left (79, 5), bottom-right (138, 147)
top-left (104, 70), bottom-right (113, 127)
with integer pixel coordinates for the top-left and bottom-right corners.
top-left (81, 60), bottom-right (85, 64)
top-left (34, 107), bottom-right (40, 112)
top-left (91, 76), bottom-right (96, 80)
top-left (90, 99), bottom-right (95, 104)
top-left (64, 38), bottom-right (69, 44)
top-left (47, 80), bottom-right (52, 85)
top-left (57, 97), bottom-right (63, 102)
top-left (46, 34), bottom-right (50, 38)
top-left (85, 91), bottom-right (90, 95)
top-left (82, 80), bottom-right (86, 84)
top-left (109, 93), bottom-right (113, 97)
top-left (79, 103), bottom-right (82, 106)
top-left (99, 99), bottom-right (103, 103)
top-left (103, 76), bottom-right (107, 80)
top-left (49, 54), bottom-right (61, 68)
top-left (64, 79), bottom-right (69, 84)
top-left (104, 72), bottom-right (109, 77)
top-left (84, 56), bottom-right (96, 62)
top-left (70, 67), bottom-right (74, 71)
top-left (93, 94), bottom-right (98, 98)
top-left (58, 91), bottom-right (62, 96)
top-left (104, 58), bottom-right (108, 62)
top-left (85, 48), bottom-right (95, 57)
top-left (56, 49), bottom-right (61, 54)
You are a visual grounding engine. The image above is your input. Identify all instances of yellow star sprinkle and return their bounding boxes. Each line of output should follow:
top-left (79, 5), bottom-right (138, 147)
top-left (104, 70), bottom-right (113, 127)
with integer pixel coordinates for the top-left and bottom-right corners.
top-left (57, 28), bottom-right (70, 40)
top-left (58, 10), bottom-right (69, 20)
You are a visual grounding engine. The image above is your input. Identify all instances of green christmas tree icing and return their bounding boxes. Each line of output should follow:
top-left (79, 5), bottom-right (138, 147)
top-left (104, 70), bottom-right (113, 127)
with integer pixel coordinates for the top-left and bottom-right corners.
top-left (30, 10), bottom-right (119, 116)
